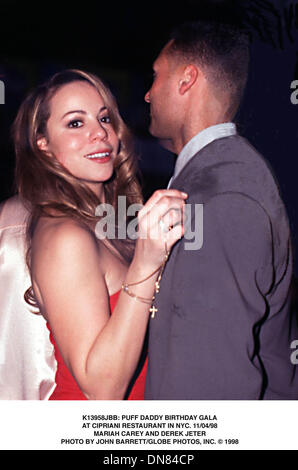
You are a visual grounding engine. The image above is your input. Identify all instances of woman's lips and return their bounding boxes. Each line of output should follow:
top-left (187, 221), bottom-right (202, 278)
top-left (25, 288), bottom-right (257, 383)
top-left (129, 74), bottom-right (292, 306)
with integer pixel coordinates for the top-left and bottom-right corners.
top-left (84, 150), bottom-right (112, 163)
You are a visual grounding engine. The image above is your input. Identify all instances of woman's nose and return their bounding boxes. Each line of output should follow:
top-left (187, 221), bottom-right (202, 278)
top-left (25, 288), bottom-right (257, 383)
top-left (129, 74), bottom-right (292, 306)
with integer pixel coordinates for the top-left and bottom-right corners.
top-left (91, 122), bottom-right (108, 141)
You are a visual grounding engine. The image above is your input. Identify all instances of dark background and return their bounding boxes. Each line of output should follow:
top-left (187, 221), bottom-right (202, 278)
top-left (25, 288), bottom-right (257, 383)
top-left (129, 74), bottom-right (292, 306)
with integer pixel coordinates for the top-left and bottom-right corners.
top-left (1, 0), bottom-right (298, 270)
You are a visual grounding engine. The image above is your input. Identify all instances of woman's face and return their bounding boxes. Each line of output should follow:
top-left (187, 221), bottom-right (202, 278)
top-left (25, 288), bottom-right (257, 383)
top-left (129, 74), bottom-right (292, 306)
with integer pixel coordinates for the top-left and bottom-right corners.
top-left (37, 80), bottom-right (119, 198)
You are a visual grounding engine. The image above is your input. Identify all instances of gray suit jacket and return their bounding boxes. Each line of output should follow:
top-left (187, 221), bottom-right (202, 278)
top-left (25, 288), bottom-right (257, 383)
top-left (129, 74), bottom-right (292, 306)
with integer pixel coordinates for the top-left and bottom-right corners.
top-left (145, 135), bottom-right (298, 399)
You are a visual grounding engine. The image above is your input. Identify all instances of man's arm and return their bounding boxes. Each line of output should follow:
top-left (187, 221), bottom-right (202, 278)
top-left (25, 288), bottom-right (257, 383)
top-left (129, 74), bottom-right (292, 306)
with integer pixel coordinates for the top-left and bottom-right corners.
top-left (173, 191), bottom-right (283, 398)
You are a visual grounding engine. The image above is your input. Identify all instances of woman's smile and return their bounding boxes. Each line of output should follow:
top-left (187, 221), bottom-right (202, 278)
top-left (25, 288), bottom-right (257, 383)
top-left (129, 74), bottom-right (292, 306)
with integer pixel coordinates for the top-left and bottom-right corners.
top-left (84, 148), bottom-right (113, 163)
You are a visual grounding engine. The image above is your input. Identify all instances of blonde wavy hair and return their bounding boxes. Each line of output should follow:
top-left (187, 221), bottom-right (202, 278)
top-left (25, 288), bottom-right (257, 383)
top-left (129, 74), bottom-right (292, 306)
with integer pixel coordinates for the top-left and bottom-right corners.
top-left (12, 69), bottom-right (143, 306)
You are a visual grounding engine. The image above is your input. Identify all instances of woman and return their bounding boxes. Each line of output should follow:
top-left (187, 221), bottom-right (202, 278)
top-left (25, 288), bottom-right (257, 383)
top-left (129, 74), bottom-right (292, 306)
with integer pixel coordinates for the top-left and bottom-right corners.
top-left (13, 69), bottom-right (187, 400)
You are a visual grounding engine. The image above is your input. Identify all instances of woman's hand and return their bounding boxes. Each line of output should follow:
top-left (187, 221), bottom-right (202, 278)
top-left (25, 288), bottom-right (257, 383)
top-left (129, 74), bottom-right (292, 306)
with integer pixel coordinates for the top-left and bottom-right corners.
top-left (135, 189), bottom-right (188, 270)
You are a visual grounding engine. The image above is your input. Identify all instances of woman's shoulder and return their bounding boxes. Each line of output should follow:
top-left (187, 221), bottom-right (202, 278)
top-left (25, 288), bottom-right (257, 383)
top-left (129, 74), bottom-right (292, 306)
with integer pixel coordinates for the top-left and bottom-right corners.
top-left (32, 216), bottom-right (99, 262)
top-left (31, 216), bottom-right (107, 318)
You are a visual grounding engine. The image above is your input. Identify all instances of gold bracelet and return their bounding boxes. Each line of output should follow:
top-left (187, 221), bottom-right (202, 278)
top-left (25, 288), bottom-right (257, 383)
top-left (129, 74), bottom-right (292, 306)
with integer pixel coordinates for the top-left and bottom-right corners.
top-left (121, 243), bottom-right (170, 317)
top-left (121, 284), bottom-right (154, 305)
top-left (123, 243), bottom-right (169, 291)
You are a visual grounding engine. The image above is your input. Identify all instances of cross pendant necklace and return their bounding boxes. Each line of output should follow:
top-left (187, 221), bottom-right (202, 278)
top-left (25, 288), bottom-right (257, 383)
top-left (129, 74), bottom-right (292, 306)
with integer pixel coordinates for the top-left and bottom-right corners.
top-left (149, 245), bottom-right (169, 319)
top-left (149, 305), bottom-right (158, 318)
top-left (149, 270), bottom-right (163, 318)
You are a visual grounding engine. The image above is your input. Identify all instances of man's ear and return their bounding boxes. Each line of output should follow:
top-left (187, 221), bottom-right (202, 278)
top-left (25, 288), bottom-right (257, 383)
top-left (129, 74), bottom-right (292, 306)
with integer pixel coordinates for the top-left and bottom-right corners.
top-left (178, 64), bottom-right (199, 95)
top-left (36, 136), bottom-right (49, 153)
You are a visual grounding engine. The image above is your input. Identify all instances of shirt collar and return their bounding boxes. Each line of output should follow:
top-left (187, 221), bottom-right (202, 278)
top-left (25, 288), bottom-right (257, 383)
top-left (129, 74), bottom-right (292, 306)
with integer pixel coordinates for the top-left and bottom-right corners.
top-left (168, 122), bottom-right (237, 187)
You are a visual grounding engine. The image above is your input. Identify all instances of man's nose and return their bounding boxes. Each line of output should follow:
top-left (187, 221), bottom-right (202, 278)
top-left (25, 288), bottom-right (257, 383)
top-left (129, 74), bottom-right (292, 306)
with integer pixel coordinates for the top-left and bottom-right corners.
top-left (144, 90), bottom-right (150, 103)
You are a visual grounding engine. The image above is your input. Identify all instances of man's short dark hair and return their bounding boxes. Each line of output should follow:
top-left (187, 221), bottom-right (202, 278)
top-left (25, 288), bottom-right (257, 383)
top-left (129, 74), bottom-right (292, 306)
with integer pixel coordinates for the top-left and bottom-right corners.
top-left (168, 20), bottom-right (250, 118)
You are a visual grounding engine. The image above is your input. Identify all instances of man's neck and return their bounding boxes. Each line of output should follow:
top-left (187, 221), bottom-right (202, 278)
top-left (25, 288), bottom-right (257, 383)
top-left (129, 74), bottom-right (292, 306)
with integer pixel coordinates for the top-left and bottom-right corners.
top-left (170, 92), bottom-right (231, 155)
top-left (173, 117), bottom-right (229, 155)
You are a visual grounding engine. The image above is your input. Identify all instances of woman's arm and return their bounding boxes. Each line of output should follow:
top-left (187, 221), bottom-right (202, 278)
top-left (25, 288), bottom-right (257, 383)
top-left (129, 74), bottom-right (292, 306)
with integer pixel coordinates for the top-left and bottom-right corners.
top-left (32, 189), bottom-right (186, 399)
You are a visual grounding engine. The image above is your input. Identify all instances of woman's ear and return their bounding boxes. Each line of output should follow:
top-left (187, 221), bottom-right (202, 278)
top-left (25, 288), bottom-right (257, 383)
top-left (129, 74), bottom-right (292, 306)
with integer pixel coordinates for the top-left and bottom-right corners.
top-left (36, 136), bottom-right (49, 153)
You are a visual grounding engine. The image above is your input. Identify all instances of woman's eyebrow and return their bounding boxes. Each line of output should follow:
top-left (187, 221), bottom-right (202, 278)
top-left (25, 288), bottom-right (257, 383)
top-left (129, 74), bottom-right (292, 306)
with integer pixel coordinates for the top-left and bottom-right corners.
top-left (62, 109), bottom-right (86, 119)
top-left (62, 106), bottom-right (107, 119)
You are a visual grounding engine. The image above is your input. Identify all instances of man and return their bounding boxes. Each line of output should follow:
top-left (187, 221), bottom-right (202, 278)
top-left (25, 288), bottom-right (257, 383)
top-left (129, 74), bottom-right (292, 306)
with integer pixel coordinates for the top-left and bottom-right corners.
top-left (0, 195), bottom-right (56, 399)
top-left (144, 20), bottom-right (298, 399)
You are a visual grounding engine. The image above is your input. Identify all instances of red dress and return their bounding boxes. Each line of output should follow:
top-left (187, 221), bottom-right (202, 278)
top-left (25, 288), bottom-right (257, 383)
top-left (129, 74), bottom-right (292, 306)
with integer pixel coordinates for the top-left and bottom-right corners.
top-left (47, 291), bottom-right (148, 400)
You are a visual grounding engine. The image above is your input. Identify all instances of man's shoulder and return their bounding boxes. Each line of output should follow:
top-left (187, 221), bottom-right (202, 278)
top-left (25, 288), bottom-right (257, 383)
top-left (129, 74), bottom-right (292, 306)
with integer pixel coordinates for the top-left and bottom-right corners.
top-left (0, 195), bottom-right (29, 230)
top-left (176, 135), bottom-right (281, 206)
top-left (192, 134), bottom-right (270, 173)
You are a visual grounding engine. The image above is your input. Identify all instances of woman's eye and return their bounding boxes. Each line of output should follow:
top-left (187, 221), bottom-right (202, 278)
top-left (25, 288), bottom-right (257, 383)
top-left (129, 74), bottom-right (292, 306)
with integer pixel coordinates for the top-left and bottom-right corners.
top-left (68, 120), bottom-right (83, 128)
top-left (100, 115), bottom-right (111, 124)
